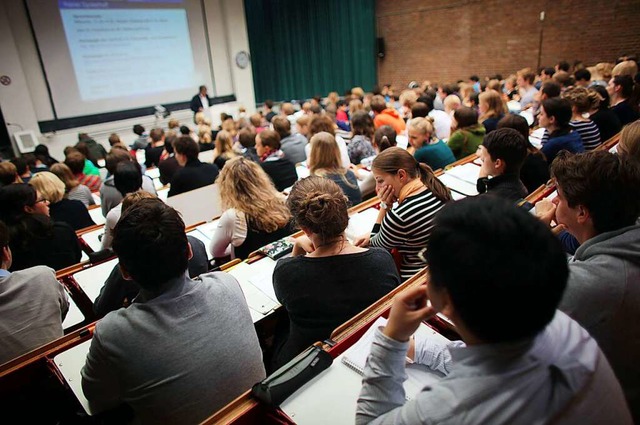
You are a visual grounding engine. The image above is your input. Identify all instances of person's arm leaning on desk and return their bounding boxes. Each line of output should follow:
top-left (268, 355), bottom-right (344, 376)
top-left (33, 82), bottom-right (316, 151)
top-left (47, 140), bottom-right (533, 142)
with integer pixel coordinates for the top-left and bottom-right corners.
top-left (209, 209), bottom-right (246, 261)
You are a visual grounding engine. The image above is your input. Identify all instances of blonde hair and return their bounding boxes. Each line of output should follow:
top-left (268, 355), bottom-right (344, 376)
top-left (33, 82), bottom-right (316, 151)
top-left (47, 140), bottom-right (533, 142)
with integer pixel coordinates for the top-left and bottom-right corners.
top-left (349, 99), bottom-right (364, 114)
top-left (407, 117), bottom-right (436, 142)
top-left (458, 83), bottom-right (475, 103)
top-left (217, 157), bottom-right (291, 232)
top-left (198, 126), bottom-right (213, 144)
top-left (486, 79), bottom-right (501, 92)
top-left (351, 87), bottom-right (365, 99)
top-left (399, 90), bottom-right (418, 107)
top-left (214, 130), bottom-right (237, 160)
top-left (595, 62), bottom-right (614, 80)
top-left (194, 112), bottom-right (206, 125)
top-left (28, 171), bottom-right (65, 204)
top-left (619, 120), bottom-right (640, 160)
top-left (479, 90), bottom-right (507, 121)
top-left (563, 86), bottom-right (600, 114)
top-left (168, 118), bottom-right (180, 129)
top-left (308, 132), bottom-right (343, 175)
top-left (612, 60), bottom-right (638, 78)
top-left (444, 95), bottom-right (461, 113)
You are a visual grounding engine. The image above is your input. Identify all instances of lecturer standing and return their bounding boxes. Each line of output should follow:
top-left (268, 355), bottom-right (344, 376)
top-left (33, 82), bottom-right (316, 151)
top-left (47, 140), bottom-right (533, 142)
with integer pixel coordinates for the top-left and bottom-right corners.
top-left (190, 85), bottom-right (212, 121)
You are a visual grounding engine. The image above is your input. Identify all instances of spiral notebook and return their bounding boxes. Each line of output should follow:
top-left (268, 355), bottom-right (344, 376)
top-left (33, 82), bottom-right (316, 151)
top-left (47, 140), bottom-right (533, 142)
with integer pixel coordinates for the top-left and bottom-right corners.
top-left (341, 317), bottom-right (449, 400)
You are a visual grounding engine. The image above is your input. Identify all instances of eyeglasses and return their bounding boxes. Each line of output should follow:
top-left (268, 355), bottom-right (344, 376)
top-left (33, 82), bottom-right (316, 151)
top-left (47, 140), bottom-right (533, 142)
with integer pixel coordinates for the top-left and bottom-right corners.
top-left (35, 198), bottom-right (49, 204)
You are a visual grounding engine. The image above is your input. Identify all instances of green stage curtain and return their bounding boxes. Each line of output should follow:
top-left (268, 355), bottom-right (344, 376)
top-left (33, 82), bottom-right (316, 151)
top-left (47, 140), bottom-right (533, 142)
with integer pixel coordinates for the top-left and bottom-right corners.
top-left (244, 0), bottom-right (377, 103)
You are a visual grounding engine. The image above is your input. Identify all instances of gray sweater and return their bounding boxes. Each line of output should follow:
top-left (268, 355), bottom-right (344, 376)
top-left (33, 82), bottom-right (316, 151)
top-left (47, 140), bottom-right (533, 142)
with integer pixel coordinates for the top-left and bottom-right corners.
top-left (81, 271), bottom-right (265, 424)
top-left (0, 266), bottom-right (69, 365)
top-left (560, 224), bottom-right (640, 422)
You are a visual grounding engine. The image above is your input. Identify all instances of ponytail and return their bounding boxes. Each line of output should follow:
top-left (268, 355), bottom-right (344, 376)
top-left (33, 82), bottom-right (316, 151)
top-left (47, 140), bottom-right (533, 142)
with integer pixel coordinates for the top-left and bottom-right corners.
top-left (378, 135), bottom-right (392, 152)
top-left (418, 163), bottom-right (451, 203)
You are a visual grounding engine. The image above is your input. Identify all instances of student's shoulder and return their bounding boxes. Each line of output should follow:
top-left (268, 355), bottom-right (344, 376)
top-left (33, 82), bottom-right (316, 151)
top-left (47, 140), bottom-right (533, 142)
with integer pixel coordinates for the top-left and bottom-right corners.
top-left (196, 271), bottom-right (244, 297)
top-left (12, 265), bottom-right (57, 282)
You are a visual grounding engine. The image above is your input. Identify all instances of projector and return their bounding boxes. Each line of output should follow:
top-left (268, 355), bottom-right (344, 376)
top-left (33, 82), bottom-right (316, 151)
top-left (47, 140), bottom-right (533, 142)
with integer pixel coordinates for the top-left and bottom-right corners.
top-left (154, 105), bottom-right (170, 118)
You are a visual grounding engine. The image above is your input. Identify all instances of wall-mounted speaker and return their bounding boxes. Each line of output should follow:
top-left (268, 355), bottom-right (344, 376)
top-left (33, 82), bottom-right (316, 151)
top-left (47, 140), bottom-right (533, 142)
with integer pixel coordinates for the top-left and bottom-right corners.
top-left (377, 37), bottom-right (385, 59)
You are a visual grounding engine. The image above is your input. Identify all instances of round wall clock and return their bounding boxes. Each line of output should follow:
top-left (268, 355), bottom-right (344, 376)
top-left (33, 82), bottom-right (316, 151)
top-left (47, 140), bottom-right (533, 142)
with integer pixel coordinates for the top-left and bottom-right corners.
top-left (235, 51), bottom-right (250, 69)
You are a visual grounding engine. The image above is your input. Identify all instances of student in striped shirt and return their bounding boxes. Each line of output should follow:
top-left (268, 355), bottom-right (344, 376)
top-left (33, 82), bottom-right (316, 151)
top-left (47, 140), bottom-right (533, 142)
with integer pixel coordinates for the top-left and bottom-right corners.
top-left (355, 147), bottom-right (451, 280)
top-left (564, 86), bottom-right (602, 150)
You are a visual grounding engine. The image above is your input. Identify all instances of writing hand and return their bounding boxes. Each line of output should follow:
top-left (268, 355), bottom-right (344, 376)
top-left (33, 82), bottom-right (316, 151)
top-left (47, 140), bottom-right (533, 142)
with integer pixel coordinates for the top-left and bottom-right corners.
top-left (354, 234), bottom-right (370, 247)
top-left (292, 235), bottom-right (315, 256)
top-left (384, 284), bottom-right (436, 342)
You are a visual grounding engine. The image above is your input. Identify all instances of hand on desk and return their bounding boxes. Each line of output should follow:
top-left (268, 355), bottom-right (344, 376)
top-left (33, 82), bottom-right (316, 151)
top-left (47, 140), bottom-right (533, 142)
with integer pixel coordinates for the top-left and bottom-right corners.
top-left (354, 234), bottom-right (370, 247)
top-left (384, 284), bottom-right (436, 343)
top-left (292, 235), bottom-right (315, 256)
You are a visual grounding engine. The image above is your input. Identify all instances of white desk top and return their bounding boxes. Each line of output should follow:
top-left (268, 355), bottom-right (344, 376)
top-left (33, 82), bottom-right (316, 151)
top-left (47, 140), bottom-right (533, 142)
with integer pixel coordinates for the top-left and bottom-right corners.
top-left (62, 289), bottom-right (85, 332)
top-left (80, 227), bottom-right (105, 253)
top-left (91, 193), bottom-right (101, 206)
top-left (88, 208), bottom-right (106, 226)
top-left (157, 187), bottom-right (169, 202)
top-left (145, 167), bottom-right (161, 179)
top-left (444, 162), bottom-right (480, 185)
top-left (437, 173), bottom-right (479, 197)
top-left (73, 259), bottom-right (119, 302)
top-left (345, 207), bottom-right (379, 242)
top-left (226, 258), bottom-right (279, 323)
top-left (53, 340), bottom-right (93, 415)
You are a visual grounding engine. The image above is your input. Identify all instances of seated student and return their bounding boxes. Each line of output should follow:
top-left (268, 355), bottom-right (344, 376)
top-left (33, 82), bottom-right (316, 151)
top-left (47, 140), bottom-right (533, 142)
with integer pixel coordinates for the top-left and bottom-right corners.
top-left (478, 90), bottom-right (506, 133)
top-left (308, 132), bottom-right (362, 205)
top-left (355, 148), bottom-right (451, 281)
top-left (144, 128), bottom-right (166, 168)
top-left (588, 85), bottom-right (623, 142)
top-left (476, 128), bottom-right (528, 201)
top-left (168, 136), bottom-right (219, 197)
top-left (100, 149), bottom-right (156, 217)
top-left (370, 95), bottom-right (406, 134)
top-left (11, 156), bottom-right (33, 184)
top-left (102, 162), bottom-right (144, 250)
top-left (420, 95), bottom-right (452, 140)
top-left (0, 161), bottom-right (22, 187)
top-left (29, 172), bottom-right (95, 231)
top-left (542, 151), bottom-right (640, 421)
top-left (348, 111), bottom-right (377, 165)
top-left (517, 67), bottom-right (539, 110)
top-left (93, 191), bottom-right (209, 317)
top-left (0, 221), bottom-right (69, 365)
top-left (608, 74), bottom-right (640, 126)
top-left (617, 119), bottom-right (640, 159)
top-left (77, 133), bottom-right (108, 167)
top-left (357, 196), bottom-right (632, 425)
top-left (129, 124), bottom-right (149, 150)
top-left (34, 144), bottom-right (59, 168)
top-left (497, 114), bottom-right (549, 193)
top-left (81, 199), bottom-right (265, 424)
top-left (255, 129), bottom-right (297, 192)
top-left (237, 128), bottom-right (259, 162)
top-left (212, 130), bottom-right (239, 170)
top-left (0, 184), bottom-right (81, 271)
top-left (272, 177), bottom-right (400, 368)
top-left (447, 106), bottom-right (486, 160)
top-left (272, 115), bottom-right (307, 164)
top-left (210, 157), bottom-right (291, 261)
top-left (539, 97), bottom-right (585, 164)
top-left (50, 163), bottom-right (95, 207)
top-left (407, 117), bottom-right (455, 170)
top-left (65, 151), bottom-right (102, 192)
top-left (305, 115), bottom-right (351, 169)
top-left (563, 86), bottom-right (602, 150)
top-left (65, 146), bottom-right (100, 178)
top-left (158, 134), bottom-right (180, 185)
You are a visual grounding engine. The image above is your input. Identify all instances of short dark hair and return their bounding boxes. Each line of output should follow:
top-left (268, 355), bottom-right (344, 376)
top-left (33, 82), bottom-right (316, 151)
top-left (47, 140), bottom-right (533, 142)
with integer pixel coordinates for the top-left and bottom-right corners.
top-left (551, 151), bottom-right (640, 234)
top-left (370, 95), bottom-right (387, 113)
top-left (542, 67), bottom-right (556, 77)
top-left (541, 81), bottom-right (562, 99)
top-left (0, 220), bottom-right (8, 249)
top-left (133, 124), bottom-right (145, 136)
top-left (113, 199), bottom-right (189, 290)
top-left (64, 151), bottom-right (86, 175)
top-left (258, 129), bottom-right (281, 151)
top-left (453, 106), bottom-right (479, 128)
top-left (114, 161), bottom-right (142, 197)
top-left (271, 115), bottom-right (291, 139)
top-left (149, 128), bottom-right (164, 143)
top-left (351, 111), bottom-right (375, 139)
top-left (557, 60), bottom-right (570, 72)
top-left (10, 157), bottom-right (28, 175)
top-left (264, 99), bottom-right (274, 109)
top-left (164, 135), bottom-right (177, 154)
top-left (426, 197), bottom-right (569, 343)
top-left (179, 125), bottom-right (191, 136)
top-left (411, 102), bottom-right (429, 118)
top-left (613, 74), bottom-right (635, 98)
top-left (541, 97), bottom-right (572, 128)
top-left (106, 149), bottom-right (132, 175)
top-left (469, 75), bottom-right (479, 82)
top-left (238, 128), bottom-right (256, 148)
top-left (482, 128), bottom-right (527, 174)
top-left (173, 136), bottom-right (200, 160)
top-left (574, 68), bottom-right (591, 82)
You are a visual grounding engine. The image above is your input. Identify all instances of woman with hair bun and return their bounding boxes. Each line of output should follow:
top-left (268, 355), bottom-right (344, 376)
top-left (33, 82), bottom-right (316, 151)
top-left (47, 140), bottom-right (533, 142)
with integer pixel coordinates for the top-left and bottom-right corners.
top-left (563, 86), bottom-right (602, 150)
top-left (355, 147), bottom-right (451, 281)
top-left (271, 176), bottom-right (400, 368)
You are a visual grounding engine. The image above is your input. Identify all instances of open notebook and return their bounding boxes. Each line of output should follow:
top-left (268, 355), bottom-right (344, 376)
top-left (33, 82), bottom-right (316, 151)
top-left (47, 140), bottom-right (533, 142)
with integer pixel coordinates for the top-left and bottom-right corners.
top-left (341, 317), bottom-right (449, 399)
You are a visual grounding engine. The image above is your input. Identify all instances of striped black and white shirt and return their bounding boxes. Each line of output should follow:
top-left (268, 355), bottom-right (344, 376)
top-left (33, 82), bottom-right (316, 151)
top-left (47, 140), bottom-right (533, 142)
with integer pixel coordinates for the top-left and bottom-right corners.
top-left (570, 120), bottom-right (601, 151)
top-left (370, 190), bottom-right (446, 281)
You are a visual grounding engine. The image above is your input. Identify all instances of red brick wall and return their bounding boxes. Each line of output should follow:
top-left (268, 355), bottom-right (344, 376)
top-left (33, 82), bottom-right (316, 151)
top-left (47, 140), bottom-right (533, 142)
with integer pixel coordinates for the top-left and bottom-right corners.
top-left (376, 0), bottom-right (640, 88)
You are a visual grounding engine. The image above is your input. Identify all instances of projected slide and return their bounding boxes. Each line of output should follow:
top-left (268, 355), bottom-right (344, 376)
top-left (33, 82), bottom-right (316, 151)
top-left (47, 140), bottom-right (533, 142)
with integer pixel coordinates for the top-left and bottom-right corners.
top-left (59, 1), bottom-right (196, 101)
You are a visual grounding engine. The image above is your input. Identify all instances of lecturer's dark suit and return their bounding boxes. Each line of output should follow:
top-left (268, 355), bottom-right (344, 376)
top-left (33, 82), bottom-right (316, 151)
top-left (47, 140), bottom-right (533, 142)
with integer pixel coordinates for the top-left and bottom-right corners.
top-left (190, 94), bottom-right (212, 113)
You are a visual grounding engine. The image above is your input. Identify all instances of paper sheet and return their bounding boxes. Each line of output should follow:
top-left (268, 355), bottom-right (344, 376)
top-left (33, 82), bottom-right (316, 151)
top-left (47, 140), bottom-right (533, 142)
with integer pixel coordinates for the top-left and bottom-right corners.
top-left (437, 173), bottom-right (479, 197)
top-left (444, 163), bottom-right (480, 185)
top-left (226, 262), bottom-right (279, 315)
top-left (80, 228), bottom-right (105, 253)
top-left (73, 259), bottom-right (119, 302)
top-left (88, 208), bottom-right (106, 226)
top-left (62, 292), bottom-right (85, 331)
top-left (145, 167), bottom-right (160, 179)
top-left (345, 208), bottom-right (379, 242)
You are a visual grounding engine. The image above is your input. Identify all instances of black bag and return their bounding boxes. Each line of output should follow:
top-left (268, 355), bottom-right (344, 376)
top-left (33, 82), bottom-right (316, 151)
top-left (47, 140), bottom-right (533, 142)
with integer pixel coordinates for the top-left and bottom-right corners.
top-left (252, 345), bottom-right (333, 406)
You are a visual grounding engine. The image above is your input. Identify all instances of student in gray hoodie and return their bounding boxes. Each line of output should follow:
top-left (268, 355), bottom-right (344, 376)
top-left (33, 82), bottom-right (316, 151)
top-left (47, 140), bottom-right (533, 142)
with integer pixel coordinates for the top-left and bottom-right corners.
top-left (549, 150), bottom-right (640, 422)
